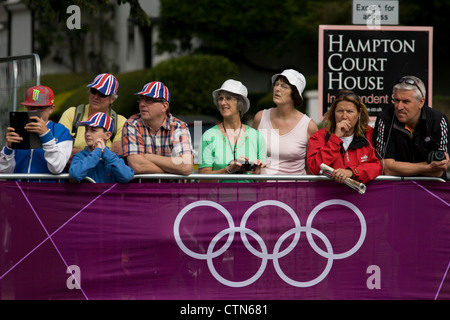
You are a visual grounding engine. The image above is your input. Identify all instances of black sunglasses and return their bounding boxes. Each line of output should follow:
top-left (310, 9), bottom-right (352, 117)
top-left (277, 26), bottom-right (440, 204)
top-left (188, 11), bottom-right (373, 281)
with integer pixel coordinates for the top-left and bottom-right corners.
top-left (336, 90), bottom-right (360, 102)
top-left (137, 96), bottom-right (165, 104)
top-left (90, 88), bottom-right (109, 98)
top-left (397, 77), bottom-right (424, 98)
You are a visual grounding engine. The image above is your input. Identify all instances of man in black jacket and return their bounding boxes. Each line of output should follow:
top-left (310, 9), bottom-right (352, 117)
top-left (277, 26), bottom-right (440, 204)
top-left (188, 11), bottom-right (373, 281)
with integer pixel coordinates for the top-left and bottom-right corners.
top-left (372, 76), bottom-right (449, 180)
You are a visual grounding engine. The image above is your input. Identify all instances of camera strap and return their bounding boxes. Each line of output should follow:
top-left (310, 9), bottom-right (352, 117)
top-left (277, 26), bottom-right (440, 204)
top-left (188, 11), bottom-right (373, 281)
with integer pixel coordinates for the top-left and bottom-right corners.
top-left (223, 122), bottom-right (242, 162)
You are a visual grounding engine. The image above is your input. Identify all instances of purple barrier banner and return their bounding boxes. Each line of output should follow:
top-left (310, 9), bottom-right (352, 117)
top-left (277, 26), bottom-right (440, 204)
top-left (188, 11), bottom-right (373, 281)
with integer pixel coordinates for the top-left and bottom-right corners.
top-left (0, 180), bottom-right (449, 300)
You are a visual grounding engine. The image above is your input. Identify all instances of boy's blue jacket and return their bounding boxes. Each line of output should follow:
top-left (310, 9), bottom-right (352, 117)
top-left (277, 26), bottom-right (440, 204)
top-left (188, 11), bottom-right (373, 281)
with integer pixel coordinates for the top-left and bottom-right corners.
top-left (69, 147), bottom-right (134, 183)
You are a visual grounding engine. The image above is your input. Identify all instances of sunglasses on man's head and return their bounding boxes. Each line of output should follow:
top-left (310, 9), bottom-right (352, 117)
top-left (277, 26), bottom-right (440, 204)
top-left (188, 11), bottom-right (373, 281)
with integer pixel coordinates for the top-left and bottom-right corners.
top-left (90, 88), bottom-right (109, 98)
top-left (336, 91), bottom-right (360, 102)
top-left (397, 77), bottom-right (424, 98)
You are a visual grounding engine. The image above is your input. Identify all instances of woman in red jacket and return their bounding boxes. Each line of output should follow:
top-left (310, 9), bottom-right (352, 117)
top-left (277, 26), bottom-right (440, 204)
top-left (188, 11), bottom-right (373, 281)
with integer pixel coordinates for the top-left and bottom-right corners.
top-left (307, 90), bottom-right (382, 184)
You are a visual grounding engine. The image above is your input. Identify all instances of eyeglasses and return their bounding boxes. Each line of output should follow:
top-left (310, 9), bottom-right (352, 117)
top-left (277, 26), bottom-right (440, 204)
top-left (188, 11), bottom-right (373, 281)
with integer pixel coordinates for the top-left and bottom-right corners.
top-left (90, 88), bottom-right (109, 98)
top-left (217, 94), bottom-right (237, 103)
top-left (137, 96), bottom-right (165, 104)
top-left (397, 77), bottom-right (424, 98)
top-left (273, 81), bottom-right (291, 90)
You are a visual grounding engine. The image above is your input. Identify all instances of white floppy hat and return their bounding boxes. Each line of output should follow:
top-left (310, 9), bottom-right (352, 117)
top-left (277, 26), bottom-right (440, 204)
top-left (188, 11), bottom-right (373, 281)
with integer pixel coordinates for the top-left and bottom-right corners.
top-left (271, 69), bottom-right (306, 98)
top-left (212, 79), bottom-right (250, 115)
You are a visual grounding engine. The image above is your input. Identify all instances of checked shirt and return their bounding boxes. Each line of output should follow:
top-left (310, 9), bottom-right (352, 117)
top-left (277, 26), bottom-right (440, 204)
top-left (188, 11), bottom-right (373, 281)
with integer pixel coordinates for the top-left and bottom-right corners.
top-left (122, 113), bottom-right (193, 158)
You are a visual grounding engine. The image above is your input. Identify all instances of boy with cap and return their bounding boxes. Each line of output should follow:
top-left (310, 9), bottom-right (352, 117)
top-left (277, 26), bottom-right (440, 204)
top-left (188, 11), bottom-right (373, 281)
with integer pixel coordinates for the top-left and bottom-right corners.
top-left (59, 73), bottom-right (127, 157)
top-left (122, 81), bottom-right (194, 175)
top-left (69, 112), bottom-right (134, 183)
top-left (0, 85), bottom-right (72, 176)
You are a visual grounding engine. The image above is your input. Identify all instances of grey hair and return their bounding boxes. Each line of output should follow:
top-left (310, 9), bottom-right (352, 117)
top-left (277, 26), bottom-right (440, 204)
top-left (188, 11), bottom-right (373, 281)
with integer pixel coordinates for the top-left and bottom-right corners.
top-left (217, 91), bottom-right (247, 117)
top-left (110, 94), bottom-right (118, 103)
top-left (393, 75), bottom-right (426, 102)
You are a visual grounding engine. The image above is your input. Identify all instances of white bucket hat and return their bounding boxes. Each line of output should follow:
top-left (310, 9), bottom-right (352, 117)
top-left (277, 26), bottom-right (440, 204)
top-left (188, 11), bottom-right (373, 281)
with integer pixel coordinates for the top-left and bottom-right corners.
top-left (212, 79), bottom-right (250, 115)
top-left (271, 69), bottom-right (306, 98)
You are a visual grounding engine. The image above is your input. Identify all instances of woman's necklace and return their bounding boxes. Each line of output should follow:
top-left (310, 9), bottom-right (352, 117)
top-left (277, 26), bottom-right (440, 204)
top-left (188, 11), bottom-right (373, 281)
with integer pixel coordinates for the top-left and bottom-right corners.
top-left (223, 122), bottom-right (243, 161)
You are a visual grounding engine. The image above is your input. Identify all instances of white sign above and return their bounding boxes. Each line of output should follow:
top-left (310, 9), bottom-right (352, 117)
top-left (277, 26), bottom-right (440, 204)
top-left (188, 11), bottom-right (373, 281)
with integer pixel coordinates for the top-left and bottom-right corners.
top-left (353, 0), bottom-right (399, 26)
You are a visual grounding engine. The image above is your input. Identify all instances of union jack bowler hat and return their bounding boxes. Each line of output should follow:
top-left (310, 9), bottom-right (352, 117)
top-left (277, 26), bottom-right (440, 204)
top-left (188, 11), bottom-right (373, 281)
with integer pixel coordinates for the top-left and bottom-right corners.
top-left (77, 112), bottom-right (114, 133)
top-left (86, 73), bottom-right (119, 96)
top-left (135, 81), bottom-right (171, 102)
top-left (21, 85), bottom-right (55, 107)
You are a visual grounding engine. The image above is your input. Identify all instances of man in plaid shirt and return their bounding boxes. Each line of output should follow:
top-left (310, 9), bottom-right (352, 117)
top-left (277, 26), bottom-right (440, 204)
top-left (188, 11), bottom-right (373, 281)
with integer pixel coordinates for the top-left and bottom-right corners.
top-left (122, 81), bottom-right (193, 175)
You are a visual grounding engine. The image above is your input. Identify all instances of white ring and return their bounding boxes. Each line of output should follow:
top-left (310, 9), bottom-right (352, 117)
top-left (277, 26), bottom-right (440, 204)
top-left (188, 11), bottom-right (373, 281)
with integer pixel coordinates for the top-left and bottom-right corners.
top-left (206, 227), bottom-right (268, 287)
top-left (306, 199), bottom-right (366, 260)
top-left (174, 199), bottom-right (367, 288)
top-left (272, 226), bottom-right (334, 287)
top-left (240, 200), bottom-right (301, 259)
top-left (173, 200), bottom-right (235, 260)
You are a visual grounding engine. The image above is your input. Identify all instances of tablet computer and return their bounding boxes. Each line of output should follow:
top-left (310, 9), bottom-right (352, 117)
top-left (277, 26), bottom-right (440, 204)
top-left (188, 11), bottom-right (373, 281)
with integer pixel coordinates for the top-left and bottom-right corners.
top-left (9, 111), bottom-right (43, 149)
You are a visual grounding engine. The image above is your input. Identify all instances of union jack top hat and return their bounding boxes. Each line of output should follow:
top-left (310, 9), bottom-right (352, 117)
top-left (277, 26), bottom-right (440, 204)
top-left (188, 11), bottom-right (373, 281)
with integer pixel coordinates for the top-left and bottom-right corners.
top-left (86, 73), bottom-right (119, 96)
top-left (77, 112), bottom-right (114, 133)
top-left (135, 81), bottom-right (171, 102)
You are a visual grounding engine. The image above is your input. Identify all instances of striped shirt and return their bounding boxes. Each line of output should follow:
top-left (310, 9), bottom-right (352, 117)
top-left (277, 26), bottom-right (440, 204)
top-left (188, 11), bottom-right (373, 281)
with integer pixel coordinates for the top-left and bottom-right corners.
top-left (122, 113), bottom-right (193, 158)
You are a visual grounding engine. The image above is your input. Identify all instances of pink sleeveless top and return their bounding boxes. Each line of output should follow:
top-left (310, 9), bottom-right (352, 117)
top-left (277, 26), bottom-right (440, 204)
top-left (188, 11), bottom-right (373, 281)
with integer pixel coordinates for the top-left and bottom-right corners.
top-left (257, 108), bottom-right (311, 175)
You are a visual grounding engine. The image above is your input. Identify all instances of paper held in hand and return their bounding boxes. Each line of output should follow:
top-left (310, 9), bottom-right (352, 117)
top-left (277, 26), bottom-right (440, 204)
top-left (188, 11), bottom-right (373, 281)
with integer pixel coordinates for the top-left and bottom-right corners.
top-left (320, 163), bottom-right (366, 194)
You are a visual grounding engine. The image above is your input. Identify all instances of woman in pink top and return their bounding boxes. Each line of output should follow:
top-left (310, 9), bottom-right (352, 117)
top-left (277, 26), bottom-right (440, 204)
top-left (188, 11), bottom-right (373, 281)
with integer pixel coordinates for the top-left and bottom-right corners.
top-left (252, 69), bottom-right (318, 175)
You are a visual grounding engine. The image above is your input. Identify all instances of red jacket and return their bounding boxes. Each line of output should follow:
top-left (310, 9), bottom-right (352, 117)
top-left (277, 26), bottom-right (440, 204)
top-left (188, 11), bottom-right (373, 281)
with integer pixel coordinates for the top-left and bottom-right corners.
top-left (307, 127), bottom-right (382, 184)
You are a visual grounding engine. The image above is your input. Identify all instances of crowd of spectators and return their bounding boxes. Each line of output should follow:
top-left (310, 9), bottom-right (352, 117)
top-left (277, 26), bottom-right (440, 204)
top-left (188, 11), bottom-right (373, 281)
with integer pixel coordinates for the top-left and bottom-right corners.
top-left (1, 72), bottom-right (448, 184)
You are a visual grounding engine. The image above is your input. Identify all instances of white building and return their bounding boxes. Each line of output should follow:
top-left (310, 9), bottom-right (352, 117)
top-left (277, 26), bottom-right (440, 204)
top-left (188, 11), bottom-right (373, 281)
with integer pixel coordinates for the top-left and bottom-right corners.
top-left (0, 0), bottom-right (172, 73)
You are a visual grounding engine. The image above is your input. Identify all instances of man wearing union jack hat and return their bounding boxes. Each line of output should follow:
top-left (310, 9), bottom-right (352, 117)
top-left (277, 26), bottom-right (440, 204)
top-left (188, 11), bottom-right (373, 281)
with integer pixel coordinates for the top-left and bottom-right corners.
top-left (122, 81), bottom-right (194, 175)
top-left (69, 112), bottom-right (134, 183)
top-left (59, 73), bottom-right (127, 160)
top-left (0, 85), bottom-right (73, 177)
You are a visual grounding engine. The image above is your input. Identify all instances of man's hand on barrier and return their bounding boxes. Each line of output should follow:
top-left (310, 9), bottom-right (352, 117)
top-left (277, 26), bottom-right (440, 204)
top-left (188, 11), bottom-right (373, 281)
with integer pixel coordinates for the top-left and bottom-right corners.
top-left (429, 152), bottom-right (450, 172)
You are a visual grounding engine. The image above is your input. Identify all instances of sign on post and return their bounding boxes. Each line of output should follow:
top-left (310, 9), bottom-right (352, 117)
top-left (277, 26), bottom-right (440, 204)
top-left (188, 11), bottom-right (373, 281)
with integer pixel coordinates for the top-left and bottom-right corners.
top-left (353, 0), bottom-right (399, 26)
top-left (318, 25), bottom-right (433, 120)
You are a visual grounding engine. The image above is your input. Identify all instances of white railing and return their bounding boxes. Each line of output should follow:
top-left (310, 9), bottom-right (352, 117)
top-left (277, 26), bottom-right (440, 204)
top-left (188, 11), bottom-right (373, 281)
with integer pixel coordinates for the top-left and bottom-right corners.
top-left (0, 173), bottom-right (95, 183)
top-left (0, 173), bottom-right (446, 183)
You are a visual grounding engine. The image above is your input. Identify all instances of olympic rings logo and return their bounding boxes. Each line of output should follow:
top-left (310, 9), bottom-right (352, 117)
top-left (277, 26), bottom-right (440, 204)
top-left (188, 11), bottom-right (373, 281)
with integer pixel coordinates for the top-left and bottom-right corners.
top-left (173, 199), bottom-right (366, 288)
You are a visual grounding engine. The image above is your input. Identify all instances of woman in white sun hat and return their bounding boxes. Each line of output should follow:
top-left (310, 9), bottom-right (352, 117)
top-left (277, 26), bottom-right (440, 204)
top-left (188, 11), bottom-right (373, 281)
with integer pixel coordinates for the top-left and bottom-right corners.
top-left (252, 69), bottom-right (318, 175)
top-left (199, 79), bottom-right (266, 182)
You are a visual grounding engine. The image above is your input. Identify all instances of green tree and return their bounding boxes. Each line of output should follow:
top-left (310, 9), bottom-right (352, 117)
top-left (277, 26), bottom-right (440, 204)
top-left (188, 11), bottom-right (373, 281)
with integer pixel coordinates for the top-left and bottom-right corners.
top-left (156, 0), bottom-right (450, 98)
top-left (157, 0), bottom-right (352, 72)
top-left (47, 55), bottom-right (239, 121)
top-left (398, 0), bottom-right (450, 60)
top-left (145, 54), bottom-right (240, 117)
